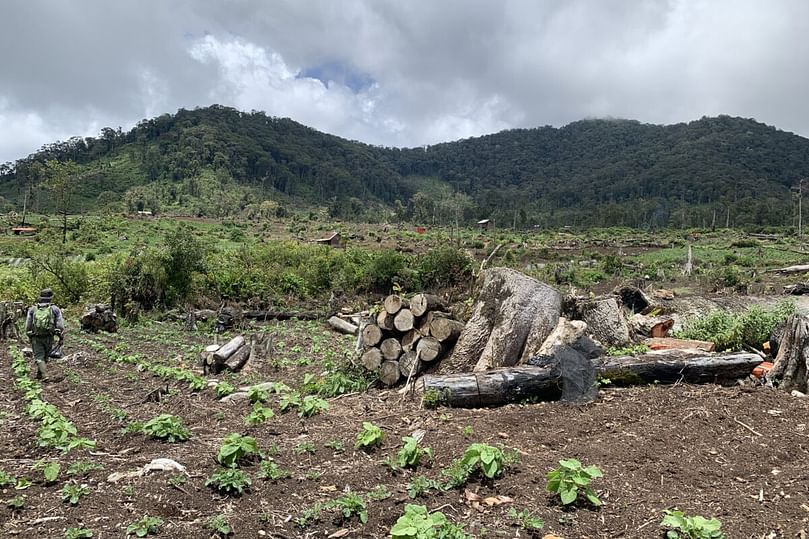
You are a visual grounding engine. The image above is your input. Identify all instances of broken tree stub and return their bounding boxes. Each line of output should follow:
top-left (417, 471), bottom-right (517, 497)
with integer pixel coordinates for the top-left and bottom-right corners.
top-left (574, 297), bottom-right (631, 348)
top-left (441, 267), bottom-right (561, 373)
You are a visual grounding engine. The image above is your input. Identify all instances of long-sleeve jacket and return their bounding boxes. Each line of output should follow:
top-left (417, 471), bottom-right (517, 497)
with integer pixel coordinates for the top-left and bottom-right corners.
top-left (25, 303), bottom-right (65, 335)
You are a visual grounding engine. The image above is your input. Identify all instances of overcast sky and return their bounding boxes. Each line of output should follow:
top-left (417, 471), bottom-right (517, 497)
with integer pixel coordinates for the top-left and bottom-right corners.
top-left (1, 0), bottom-right (808, 163)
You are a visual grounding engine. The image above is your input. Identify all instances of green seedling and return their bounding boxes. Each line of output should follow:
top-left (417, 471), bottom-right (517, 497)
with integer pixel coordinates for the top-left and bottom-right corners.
top-left (64, 528), bottom-right (93, 539)
top-left (355, 421), bottom-right (384, 449)
top-left (258, 460), bottom-right (290, 481)
top-left (660, 509), bottom-right (725, 539)
top-left (217, 433), bottom-right (259, 468)
top-left (244, 402), bottom-right (274, 426)
top-left (34, 459), bottom-right (60, 483)
top-left (205, 468), bottom-right (252, 496)
top-left (328, 491), bottom-right (368, 524)
top-left (298, 395), bottom-right (329, 417)
top-left (546, 459), bottom-right (603, 506)
top-left (206, 514), bottom-right (232, 537)
top-left (7, 495), bottom-right (25, 510)
top-left (61, 481), bottom-right (90, 505)
top-left (390, 504), bottom-right (469, 539)
top-left (396, 436), bottom-right (433, 469)
top-left (508, 507), bottom-right (545, 532)
top-left (141, 414), bottom-right (190, 442)
top-left (125, 515), bottom-right (163, 537)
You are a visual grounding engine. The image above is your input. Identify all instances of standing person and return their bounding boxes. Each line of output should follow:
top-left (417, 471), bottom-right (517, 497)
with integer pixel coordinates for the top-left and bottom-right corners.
top-left (25, 288), bottom-right (65, 381)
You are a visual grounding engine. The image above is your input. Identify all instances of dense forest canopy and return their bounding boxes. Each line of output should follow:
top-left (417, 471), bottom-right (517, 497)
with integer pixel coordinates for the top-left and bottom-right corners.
top-left (2, 105), bottom-right (809, 228)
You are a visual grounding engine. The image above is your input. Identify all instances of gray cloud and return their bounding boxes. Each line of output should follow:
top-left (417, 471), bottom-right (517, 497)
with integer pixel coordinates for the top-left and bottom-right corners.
top-left (1, 0), bottom-right (808, 163)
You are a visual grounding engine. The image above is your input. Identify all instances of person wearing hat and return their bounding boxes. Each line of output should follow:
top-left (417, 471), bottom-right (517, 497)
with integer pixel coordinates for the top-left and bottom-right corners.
top-left (24, 288), bottom-right (65, 381)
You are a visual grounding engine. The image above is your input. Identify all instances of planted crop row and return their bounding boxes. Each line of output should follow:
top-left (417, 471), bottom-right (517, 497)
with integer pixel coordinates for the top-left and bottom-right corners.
top-left (9, 346), bottom-right (96, 453)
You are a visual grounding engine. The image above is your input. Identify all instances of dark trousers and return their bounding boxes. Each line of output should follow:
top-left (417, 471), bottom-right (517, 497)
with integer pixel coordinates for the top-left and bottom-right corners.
top-left (30, 335), bottom-right (53, 379)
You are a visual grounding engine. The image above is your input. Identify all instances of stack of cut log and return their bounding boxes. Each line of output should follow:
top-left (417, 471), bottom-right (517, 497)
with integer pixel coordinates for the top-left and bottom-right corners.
top-left (199, 333), bottom-right (272, 374)
top-left (359, 293), bottom-right (464, 386)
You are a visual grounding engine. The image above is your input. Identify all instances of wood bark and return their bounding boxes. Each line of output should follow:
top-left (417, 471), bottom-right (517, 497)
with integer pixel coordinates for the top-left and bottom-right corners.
top-left (442, 268), bottom-right (562, 373)
top-left (430, 318), bottom-right (464, 343)
top-left (361, 324), bottom-right (383, 347)
top-left (423, 351), bottom-right (763, 407)
top-left (360, 348), bottom-right (383, 371)
top-left (223, 344), bottom-right (251, 372)
top-left (410, 293), bottom-right (446, 317)
top-left (401, 329), bottom-right (422, 352)
top-left (328, 316), bottom-right (358, 335)
top-left (575, 297), bottom-right (631, 347)
top-left (384, 295), bottom-right (407, 315)
top-left (644, 337), bottom-right (715, 352)
top-left (379, 360), bottom-right (401, 386)
top-left (766, 314), bottom-right (809, 393)
top-left (772, 264), bottom-right (809, 275)
top-left (243, 309), bottom-right (322, 321)
top-left (394, 309), bottom-right (416, 332)
top-left (380, 338), bottom-right (403, 361)
top-left (533, 318), bottom-right (587, 359)
top-left (417, 336), bottom-right (444, 362)
top-left (376, 310), bottom-right (396, 331)
top-left (213, 336), bottom-right (245, 363)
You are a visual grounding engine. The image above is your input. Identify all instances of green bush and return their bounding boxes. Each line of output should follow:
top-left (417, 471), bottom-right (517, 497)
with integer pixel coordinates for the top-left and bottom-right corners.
top-left (675, 301), bottom-right (795, 351)
top-left (417, 247), bottom-right (473, 290)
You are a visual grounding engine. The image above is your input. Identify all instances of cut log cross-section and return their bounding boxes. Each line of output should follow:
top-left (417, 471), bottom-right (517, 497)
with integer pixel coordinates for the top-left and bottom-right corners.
top-left (376, 310), bottom-right (396, 331)
top-left (361, 324), bottom-right (383, 347)
top-left (399, 350), bottom-right (421, 378)
top-left (394, 309), bottom-right (415, 332)
top-left (410, 293), bottom-right (447, 317)
top-left (430, 318), bottom-right (464, 343)
top-left (384, 294), bottom-right (407, 314)
top-left (360, 348), bottom-right (383, 371)
top-left (380, 338), bottom-right (403, 361)
top-left (401, 329), bottom-right (422, 352)
top-left (417, 336), bottom-right (444, 363)
top-left (379, 360), bottom-right (401, 386)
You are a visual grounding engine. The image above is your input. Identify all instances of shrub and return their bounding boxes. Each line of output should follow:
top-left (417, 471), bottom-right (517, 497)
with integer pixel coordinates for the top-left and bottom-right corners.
top-left (417, 247), bottom-right (473, 290)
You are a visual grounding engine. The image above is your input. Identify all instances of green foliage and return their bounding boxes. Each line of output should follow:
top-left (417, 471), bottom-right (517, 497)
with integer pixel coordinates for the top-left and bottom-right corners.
top-left (675, 301), bottom-right (796, 351)
top-left (142, 414), bottom-right (190, 442)
top-left (67, 461), bottom-right (104, 477)
top-left (545, 459), bottom-right (603, 506)
top-left (34, 459), bottom-right (60, 482)
top-left (328, 491), bottom-right (368, 524)
top-left (278, 390), bottom-right (302, 411)
top-left (7, 495), bottom-right (24, 510)
top-left (396, 436), bottom-right (434, 469)
top-left (293, 441), bottom-right (316, 454)
top-left (443, 443), bottom-right (515, 488)
top-left (294, 502), bottom-right (324, 528)
top-left (60, 481), bottom-right (90, 505)
top-left (368, 484), bottom-right (392, 501)
top-left (421, 389), bottom-right (443, 409)
top-left (298, 395), bottom-right (329, 417)
top-left (205, 468), bottom-right (252, 495)
top-left (217, 433), bottom-right (259, 468)
top-left (508, 507), bottom-right (544, 531)
top-left (416, 247), bottom-right (473, 290)
top-left (355, 421), bottom-right (384, 449)
top-left (216, 380), bottom-right (236, 398)
top-left (64, 528), bottom-right (93, 539)
top-left (125, 515), bottom-right (163, 537)
top-left (247, 386), bottom-right (269, 403)
top-left (206, 514), bottom-right (232, 537)
top-left (406, 475), bottom-right (443, 499)
top-left (244, 402), bottom-right (275, 426)
top-left (258, 460), bottom-right (290, 481)
top-left (606, 343), bottom-right (650, 356)
top-left (660, 510), bottom-right (725, 539)
top-left (0, 470), bottom-right (16, 487)
top-left (390, 504), bottom-right (470, 539)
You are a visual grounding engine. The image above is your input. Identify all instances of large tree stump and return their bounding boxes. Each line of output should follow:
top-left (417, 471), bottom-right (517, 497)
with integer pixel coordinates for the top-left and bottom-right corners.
top-left (575, 297), bottom-right (631, 347)
top-left (766, 314), bottom-right (809, 393)
top-left (441, 268), bottom-right (561, 373)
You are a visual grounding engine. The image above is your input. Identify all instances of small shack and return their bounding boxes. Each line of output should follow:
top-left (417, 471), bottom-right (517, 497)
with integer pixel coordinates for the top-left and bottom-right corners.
top-left (477, 219), bottom-right (494, 231)
top-left (11, 227), bottom-right (37, 236)
top-left (314, 231), bottom-right (342, 248)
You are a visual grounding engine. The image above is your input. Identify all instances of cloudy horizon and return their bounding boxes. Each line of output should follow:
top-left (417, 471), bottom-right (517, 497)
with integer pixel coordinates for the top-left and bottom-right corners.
top-left (1, 0), bottom-right (808, 163)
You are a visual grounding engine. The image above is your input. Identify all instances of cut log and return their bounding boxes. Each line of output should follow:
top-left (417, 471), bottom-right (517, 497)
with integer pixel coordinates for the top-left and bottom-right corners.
top-left (613, 285), bottom-right (653, 314)
top-left (532, 318), bottom-right (587, 359)
top-left (379, 360), bottom-right (401, 386)
top-left (442, 268), bottom-right (562, 373)
top-left (360, 348), bottom-right (383, 371)
top-left (423, 351), bottom-right (763, 407)
top-left (361, 324), bottom-right (383, 347)
top-left (399, 350), bottom-right (421, 378)
top-left (394, 309), bottom-right (416, 332)
top-left (380, 338), bottom-right (403, 361)
top-left (384, 295), bottom-right (407, 315)
top-left (784, 283), bottom-right (809, 295)
top-left (376, 310), bottom-right (396, 331)
top-left (243, 310), bottom-right (322, 321)
top-left (417, 311), bottom-right (450, 335)
top-left (328, 316), bottom-right (358, 335)
top-left (629, 314), bottom-right (674, 339)
top-left (410, 293), bottom-right (446, 317)
top-left (223, 345), bottom-right (251, 372)
top-left (766, 314), bottom-right (809, 393)
top-left (401, 329), bottom-right (422, 352)
top-left (417, 336), bottom-right (444, 363)
top-left (575, 297), bottom-right (631, 347)
top-left (430, 318), bottom-right (464, 343)
top-left (644, 337), bottom-right (715, 352)
top-left (213, 336), bottom-right (245, 363)
top-left (771, 264), bottom-right (809, 275)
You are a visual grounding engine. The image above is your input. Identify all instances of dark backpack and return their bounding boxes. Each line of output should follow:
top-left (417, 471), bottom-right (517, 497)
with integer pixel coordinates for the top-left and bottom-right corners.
top-left (32, 304), bottom-right (55, 337)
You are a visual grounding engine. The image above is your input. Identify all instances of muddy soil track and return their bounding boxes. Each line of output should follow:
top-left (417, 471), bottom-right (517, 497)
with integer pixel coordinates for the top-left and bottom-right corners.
top-left (1, 319), bottom-right (808, 538)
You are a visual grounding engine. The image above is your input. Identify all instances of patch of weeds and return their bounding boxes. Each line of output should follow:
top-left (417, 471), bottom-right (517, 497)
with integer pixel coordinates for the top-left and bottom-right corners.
top-left (298, 395), bottom-right (329, 417)
top-left (462, 426), bottom-right (475, 437)
top-left (121, 421), bottom-right (144, 435)
top-left (244, 402), bottom-right (274, 426)
top-left (67, 461), bottom-right (104, 477)
top-left (390, 504), bottom-right (470, 539)
top-left (295, 502), bottom-right (324, 528)
top-left (6, 495), bottom-right (24, 510)
top-left (294, 441), bottom-right (316, 454)
top-left (606, 344), bottom-right (650, 356)
top-left (355, 421), bottom-right (384, 450)
top-left (368, 484), bottom-right (392, 501)
top-left (407, 475), bottom-right (443, 499)
top-left (508, 507), bottom-right (544, 532)
top-left (142, 414), bottom-right (190, 443)
top-left (216, 380), bottom-right (236, 398)
top-left (675, 301), bottom-right (795, 351)
top-left (122, 485), bottom-right (135, 497)
top-left (546, 459), bottom-right (603, 506)
top-left (660, 509), bottom-right (725, 539)
top-left (33, 459), bottom-right (60, 483)
top-left (324, 439), bottom-right (344, 453)
top-left (64, 528), bottom-right (93, 539)
top-left (217, 433), bottom-right (259, 468)
top-left (61, 481), bottom-right (90, 505)
top-left (167, 474), bottom-right (187, 488)
top-left (305, 470), bottom-right (322, 480)
top-left (328, 491), bottom-right (368, 524)
top-left (422, 389), bottom-right (443, 409)
top-left (206, 514), bottom-right (233, 537)
top-left (258, 460), bottom-right (290, 481)
top-left (205, 468), bottom-right (252, 496)
top-left (247, 386), bottom-right (269, 403)
top-left (0, 470), bottom-right (17, 487)
top-left (125, 515), bottom-right (163, 537)
top-left (278, 390), bottom-right (302, 412)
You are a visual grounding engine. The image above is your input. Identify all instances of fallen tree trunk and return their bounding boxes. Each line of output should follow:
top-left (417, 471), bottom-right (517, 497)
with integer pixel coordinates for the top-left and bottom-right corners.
top-left (213, 336), bottom-right (245, 364)
top-left (328, 316), bottom-right (358, 335)
top-left (423, 350), bottom-right (762, 407)
top-left (243, 310), bottom-right (323, 321)
top-left (771, 264), bottom-right (809, 275)
top-left (223, 345), bottom-right (251, 372)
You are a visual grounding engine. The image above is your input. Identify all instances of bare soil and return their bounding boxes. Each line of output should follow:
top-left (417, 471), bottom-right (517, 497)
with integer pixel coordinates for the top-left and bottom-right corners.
top-left (2, 319), bottom-right (809, 539)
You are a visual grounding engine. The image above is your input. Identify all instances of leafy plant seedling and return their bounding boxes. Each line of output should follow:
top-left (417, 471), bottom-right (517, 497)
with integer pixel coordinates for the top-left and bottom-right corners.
top-left (545, 458), bottom-right (603, 506)
top-left (660, 509), bottom-right (725, 539)
top-left (355, 421), bottom-right (384, 449)
top-left (125, 515), bottom-right (163, 537)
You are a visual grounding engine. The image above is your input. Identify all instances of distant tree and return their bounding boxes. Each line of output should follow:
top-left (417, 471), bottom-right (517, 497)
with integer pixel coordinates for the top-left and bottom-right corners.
top-left (42, 160), bottom-right (80, 243)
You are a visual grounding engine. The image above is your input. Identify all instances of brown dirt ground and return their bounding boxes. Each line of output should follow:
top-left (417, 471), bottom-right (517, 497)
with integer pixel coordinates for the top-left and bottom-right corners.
top-left (1, 319), bottom-right (809, 539)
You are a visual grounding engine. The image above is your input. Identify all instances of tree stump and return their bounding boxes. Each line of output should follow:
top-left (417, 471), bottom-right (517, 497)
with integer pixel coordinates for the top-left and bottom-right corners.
top-left (766, 314), bottom-right (809, 393)
top-left (575, 297), bottom-right (631, 347)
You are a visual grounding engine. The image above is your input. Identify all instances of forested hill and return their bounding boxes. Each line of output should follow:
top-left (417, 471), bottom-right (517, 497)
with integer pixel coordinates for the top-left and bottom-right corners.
top-left (2, 105), bottom-right (809, 228)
